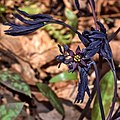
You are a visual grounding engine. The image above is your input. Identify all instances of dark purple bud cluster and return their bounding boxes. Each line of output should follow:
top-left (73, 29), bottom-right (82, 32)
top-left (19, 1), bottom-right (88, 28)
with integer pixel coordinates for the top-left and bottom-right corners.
top-left (4, 7), bottom-right (54, 35)
top-left (4, 7), bottom-right (77, 36)
top-left (82, 21), bottom-right (112, 60)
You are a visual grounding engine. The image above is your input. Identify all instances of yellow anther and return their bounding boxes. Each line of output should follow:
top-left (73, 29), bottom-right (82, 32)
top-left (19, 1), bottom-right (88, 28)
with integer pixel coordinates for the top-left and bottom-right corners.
top-left (74, 55), bottom-right (81, 62)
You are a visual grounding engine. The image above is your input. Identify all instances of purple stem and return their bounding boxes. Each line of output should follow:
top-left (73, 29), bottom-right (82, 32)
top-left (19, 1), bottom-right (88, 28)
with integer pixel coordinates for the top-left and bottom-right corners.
top-left (105, 59), bottom-right (117, 120)
top-left (88, 0), bottom-right (105, 119)
top-left (92, 60), bottom-right (105, 120)
top-left (89, 0), bottom-right (99, 30)
top-left (79, 81), bottom-right (96, 120)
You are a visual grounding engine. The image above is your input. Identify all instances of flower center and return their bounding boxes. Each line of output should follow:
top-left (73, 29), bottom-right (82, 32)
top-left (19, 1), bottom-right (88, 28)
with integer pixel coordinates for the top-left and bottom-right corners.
top-left (74, 55), bottom-right (81, 62)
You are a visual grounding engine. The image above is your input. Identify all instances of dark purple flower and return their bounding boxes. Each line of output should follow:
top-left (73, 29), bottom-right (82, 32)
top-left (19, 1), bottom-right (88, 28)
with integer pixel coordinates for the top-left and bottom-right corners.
top-left (4, 7), bottom-right (77, 36)
top-left (56, 45), bottom-right (92, 103)
top-left (4, 7), bottom-right (54, 36)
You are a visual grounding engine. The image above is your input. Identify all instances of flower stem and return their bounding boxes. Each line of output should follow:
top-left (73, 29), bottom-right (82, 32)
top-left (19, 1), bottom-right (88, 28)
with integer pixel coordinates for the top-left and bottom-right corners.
top-left (93, 60), bottom-right (105, 120)
top-left (105, 59), bottom-right (117, 120)
top-left (89, 0), bottom-right (99, 30)
top-left (88, 0), bottom-right (105, 119)
top-left (79, 82), bottom-right (96, 120)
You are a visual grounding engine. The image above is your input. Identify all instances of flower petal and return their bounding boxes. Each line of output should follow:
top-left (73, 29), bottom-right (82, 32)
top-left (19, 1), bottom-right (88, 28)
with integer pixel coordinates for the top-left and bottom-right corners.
top-left (100, 41), bottom-right (112, 59)
top-left (89, 32), bottom-right (106, 39)
top-left (97, 21), bottom-right (106, 33)
top-left (64, 58), bottom-right (73, 64)
top-left (58, 44), bottom-right (63, 54)
top-left (85, 47), bottom-right (99, 58)
top-left (78, 32), bottom-right (90, 46)
top-left (63, 45), bottom-right (69, 52)
top-left (80, 59), bottom-right (87, 66)
top-left (56, 55), bottom-right (65, 63)
top-left (5, 23), bottom-right (44, 36)
top-left (68, 49), bottom-right (74, 57)
top-left (74, 67), bottom-right (90, 103)
top-left (75, 46), bottom-right (81, 54)
top-left (88, 40), bottom-right (101, 49)
top-left (13, 13), bottom-right (51, 25)
top-left (68, 62), bottom-right (78, 72)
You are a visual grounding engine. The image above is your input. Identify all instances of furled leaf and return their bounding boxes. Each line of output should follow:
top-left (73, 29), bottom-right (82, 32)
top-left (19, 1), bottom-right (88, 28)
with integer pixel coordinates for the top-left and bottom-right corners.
top-left (0, 71), bottom-right (31, 97)
top-left (36, 83), bottom-right (65, 116)
top-left (49, 71), bottom-right (77, 83)
top-left (0, 102), bottom-right (24, 120)
top-left (91, 70), bottom-right (114, 120)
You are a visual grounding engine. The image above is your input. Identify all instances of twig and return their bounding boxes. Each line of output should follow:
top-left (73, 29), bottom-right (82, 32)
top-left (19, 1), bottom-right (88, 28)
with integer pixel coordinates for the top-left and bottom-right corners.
top-left (78, 13), bottom-right (120, 21)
